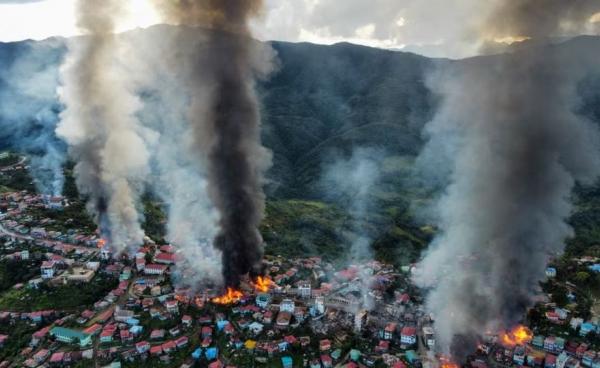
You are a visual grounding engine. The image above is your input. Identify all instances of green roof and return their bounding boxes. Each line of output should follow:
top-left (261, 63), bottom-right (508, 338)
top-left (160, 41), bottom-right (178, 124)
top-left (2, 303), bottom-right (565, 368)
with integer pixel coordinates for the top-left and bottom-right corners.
top-left (50, 327), bottom-right (90, 341)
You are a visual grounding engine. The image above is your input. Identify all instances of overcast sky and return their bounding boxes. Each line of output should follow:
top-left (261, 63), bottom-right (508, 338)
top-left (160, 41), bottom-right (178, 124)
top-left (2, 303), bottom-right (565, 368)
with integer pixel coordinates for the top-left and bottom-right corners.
top-left (1, 0), bottom-right (599, 58)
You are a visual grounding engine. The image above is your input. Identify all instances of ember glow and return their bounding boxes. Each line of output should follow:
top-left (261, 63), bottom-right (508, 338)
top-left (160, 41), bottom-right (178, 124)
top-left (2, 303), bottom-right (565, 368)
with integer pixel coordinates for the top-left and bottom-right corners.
top-left (211, 288), bottom-right (244, 305)
top-left (500, 325), bottom-right (533, 347)
top-left (440, 355), bottom-right (460, 368)
top-left (97, 239), bottom-right (107, 248)
top-left (253, 276), bottom-right (274, 293)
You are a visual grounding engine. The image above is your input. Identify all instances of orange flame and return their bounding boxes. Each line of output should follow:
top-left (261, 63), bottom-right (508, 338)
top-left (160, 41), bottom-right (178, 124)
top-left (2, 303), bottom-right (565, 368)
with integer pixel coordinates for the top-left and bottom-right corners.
top-left (252, 276), bottom-right (274, 293)
top-left (440, 356), bottom-right (459, 368)
top-left (212, 288), bottom-right (244, 305)
top-left (500, 325), bottom-right (533, 347)
top-left (97, 239), bottom-right (107, 248)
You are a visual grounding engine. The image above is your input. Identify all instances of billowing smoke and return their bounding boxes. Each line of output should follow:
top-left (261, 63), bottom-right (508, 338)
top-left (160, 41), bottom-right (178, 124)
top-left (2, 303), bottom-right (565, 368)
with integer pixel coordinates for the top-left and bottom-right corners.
top-left (0, 40), bottom-right (66, 196)
top-left (126, 28), bottom-right (223, 285)
top-left (321, 148), bottom-right (383, 309)
top-left (152, 1), bottom-right (274, 287)
top-left (415, 1), bottom-right (600, 360)
top-left (56, 1), bottom-right (150, 253)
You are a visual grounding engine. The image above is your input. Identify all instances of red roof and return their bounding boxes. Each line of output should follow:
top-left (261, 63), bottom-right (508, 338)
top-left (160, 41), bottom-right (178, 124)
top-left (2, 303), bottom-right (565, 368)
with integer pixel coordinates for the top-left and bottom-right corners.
top-left (136, 341), bottom-right (150, 349)
top-left (401, 326), bottom-right (416, 336)
top-left (393, 363), bottom-right (407, 368)
top-left (162, 340), bottom-right (176, 350)
top-left (176, 336), bottom-right (189, 346)
top-left (385, 323), bottom-right (397, 332)
top-left (83, 324), bottom-right (102, 335)
top-left (155, 252), bottom-right (176, 263)
top-left (208, 362), bottom-right (222, 368)
top-left (160, 245), bottom-right (175, 253)
top-left (150, 345), bottom-right (163, 355)
top-left (49, 352), bottom-right (64, 363)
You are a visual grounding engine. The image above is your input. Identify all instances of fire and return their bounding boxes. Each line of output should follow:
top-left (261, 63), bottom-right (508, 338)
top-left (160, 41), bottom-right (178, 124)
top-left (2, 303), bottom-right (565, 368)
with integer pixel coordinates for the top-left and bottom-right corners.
top-left (500, 325), bottom-right (533, 347)
top-left (252, 276), bottom-right (274, 293)
top-left (439, 356), bottom-right (459, 368)
top-left (97, 239), bottom-right (107, 248)
top-left (211, 288), bottom-right (244, 305)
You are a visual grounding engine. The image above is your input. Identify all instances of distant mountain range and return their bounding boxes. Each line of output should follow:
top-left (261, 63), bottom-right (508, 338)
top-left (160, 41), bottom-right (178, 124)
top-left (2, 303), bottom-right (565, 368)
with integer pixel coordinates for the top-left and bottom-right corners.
top-left (1, 27), bottom-right (599, 263)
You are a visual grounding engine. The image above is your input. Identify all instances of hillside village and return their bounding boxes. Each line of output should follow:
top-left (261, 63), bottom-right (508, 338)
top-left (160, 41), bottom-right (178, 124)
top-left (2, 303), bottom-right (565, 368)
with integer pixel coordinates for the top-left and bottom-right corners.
top-left (1, 160), bottom-right (600, 368)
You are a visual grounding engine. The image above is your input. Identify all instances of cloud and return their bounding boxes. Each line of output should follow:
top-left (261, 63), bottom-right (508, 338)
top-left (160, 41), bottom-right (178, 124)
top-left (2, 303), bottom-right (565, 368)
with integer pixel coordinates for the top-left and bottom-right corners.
top-left (0, 0), bottom-right (45, 3)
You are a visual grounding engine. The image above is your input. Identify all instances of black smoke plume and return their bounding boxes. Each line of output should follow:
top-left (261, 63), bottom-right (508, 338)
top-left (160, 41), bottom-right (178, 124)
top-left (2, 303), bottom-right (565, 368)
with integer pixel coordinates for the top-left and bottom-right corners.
top-left (152, 1), bottom-right (273, 287)
top-left (415, 0), bottom-right (600, 361)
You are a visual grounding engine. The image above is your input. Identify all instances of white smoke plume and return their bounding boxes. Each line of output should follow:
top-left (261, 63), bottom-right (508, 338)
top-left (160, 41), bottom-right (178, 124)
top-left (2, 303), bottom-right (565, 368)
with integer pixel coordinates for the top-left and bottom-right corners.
top-left (56, 1), bottom-right (150, 254)
top-left (321, 148), bottom-right (383, 309)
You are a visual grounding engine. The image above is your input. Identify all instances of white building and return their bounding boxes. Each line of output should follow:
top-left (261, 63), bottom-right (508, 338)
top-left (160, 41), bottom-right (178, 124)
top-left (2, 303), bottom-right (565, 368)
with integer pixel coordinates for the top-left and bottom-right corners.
top-left (314, 296), bottom-right (325, 315)
top-left (422, 326), bottom-right (435, 349)
top-left (298, 283), bottom-right (311, 298)
top-left (41, 261), bottom-right (56, 279)
top-left (144, 264), bottom-right (167, 275)
top-left (354, 310), bottom-right (368, 332)
top-left (280, 299), bottom-right (295, 313)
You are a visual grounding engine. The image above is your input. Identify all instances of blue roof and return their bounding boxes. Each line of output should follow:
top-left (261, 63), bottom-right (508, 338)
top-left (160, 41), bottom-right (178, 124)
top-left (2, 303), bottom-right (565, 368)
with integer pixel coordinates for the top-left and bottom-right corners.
top-left (205, 347), bottom-right (218, 360)
top-left (50, 327), bottom-right (90, 341)
top-left (282, 356), bottom-right (293, 366)
top-left (192, 348), bottom-right (202, 359)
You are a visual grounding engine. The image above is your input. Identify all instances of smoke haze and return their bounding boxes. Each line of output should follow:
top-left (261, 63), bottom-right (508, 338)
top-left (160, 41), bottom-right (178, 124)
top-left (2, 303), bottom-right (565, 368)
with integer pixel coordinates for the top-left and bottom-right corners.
top-left (0, 40), bottom-right (66, 196)
top-left (56, 0), bottom-right (150, 253)
top-left (152, 1), bottom-right (274, 287)
top-left (415, 1), bottom-right (600, 360)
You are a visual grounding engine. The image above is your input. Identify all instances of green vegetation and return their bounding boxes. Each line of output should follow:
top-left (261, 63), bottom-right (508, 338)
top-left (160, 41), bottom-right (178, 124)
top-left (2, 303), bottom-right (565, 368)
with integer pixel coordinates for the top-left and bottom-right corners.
top-left (0, 321), bottom-right (38, 361)
top-left (0, 259), bottom-right (42, 293)
top-left (0, 275), bottom-right (117, 312)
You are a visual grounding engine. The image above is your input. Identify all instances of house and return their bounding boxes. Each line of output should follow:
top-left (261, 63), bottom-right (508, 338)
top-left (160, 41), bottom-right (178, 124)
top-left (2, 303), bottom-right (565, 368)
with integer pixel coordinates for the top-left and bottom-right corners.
top-left (205, 347), bottom-right (219, 360)
top-left (248, 322), bottom-right (264, 335)
top-left (401, 326), bottom-right (417, 345)
top-left (49, 352), bottom-right (64, 365)
top-left (162, 340), bottom-right (176, 354)
top-left (144, 264), bottom-right (168, 275)
top-left (581, 323), bottom-right (596, 336)
top-left (256, 293), bottom-right (270, 309)
top-left (201, 326), bottom-right (213, 338)
top-left (321, 354), bottom-right (333, 368)
top-left (31, 326), bottom-right (51, 346)
top-left (100, 329), bottom-right (115, 344)
top-left (182, 315), bottom-right (192, 327)
top-left (282, 356), bottom-right (293, 368)
top-left (150, 329), bottom-right (165, 340)
top-left (546, 267), bottom-right (557, 278)
top-left (50, 327), bottom-right (92, 347)
top-left (320, 339), bottom-right (332, 352)
top-left (423, 326), bottom-right (435, 349)
top-left (276, 312), bottom-right (292, 328)
top-left (545, 354), bottom-right (557, 368)
top-left (83, 324), bottom-right (102, 337)
top-left (165, 300), bottom-right (179, 314)
top-left (176, 336), bottom-right (189, 348)
top-left (546, 311), bottom-right (560, 324)
top-left (154, 252), bottom-right (176, 265)
top-left (376, 340), bottom-right (390, 353)
top-left (382, 323), bottom-right (397, 340)
top-left (544, 336), bottom-right (556, 352)
top-left (41, 260), bottom-right (57, 279)
top-left (280, 299), bottom-right (295, 313)
top-left (150, 345), bottom-right (163, 356)
top-left (0, 335), bottom-right (7, 348)
top-left (136, 341), bottom-right (150, 354)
